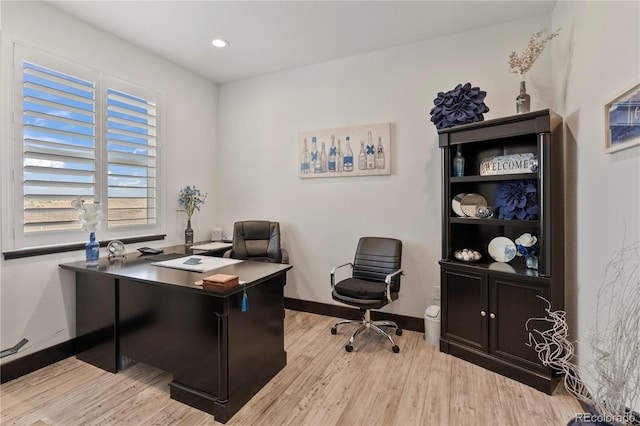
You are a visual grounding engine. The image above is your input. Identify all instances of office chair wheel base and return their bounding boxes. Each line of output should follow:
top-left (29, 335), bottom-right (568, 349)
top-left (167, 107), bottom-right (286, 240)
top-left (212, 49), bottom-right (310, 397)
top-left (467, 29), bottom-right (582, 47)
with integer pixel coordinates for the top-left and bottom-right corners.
top-left (392, 345), bottom-right (400, 353)
top-left (331, 327), bottom-right (337, 335)
top-left (345, 344), bottom-right (353, 352)
top-left (395, 328), bottom-right (403, 336)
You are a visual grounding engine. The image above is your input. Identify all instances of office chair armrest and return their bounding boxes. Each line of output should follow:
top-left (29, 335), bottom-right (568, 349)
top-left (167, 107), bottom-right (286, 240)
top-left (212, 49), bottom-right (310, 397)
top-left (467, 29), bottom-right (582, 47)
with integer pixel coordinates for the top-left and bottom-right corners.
top-left (330, 262), bottom-right (353, 289)
top-left (223, 250), bottom-right (232, 258)
top-left (281, 248), bottom-right (289, 264)
top-left (384, 269), bottom-right (404, 302)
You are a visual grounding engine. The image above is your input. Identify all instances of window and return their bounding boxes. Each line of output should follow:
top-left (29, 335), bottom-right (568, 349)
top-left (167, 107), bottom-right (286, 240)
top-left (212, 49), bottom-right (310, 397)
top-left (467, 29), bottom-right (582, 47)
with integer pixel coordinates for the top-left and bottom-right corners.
top-left (8, 44), bottom-right (162, 251)
top-left (105, 86), bottom-right (157, 228)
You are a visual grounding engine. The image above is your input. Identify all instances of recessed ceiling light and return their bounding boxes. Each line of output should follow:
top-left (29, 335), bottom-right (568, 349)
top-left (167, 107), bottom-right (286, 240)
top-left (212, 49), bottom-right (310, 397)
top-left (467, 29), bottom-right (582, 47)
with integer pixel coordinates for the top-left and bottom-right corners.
top-left (211, 38), bottom-right (230, 48)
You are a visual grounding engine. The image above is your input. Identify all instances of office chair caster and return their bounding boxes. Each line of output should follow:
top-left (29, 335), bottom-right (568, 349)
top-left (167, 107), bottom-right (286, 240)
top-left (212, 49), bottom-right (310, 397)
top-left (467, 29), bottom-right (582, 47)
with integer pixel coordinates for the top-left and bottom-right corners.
top-left (392, 345), bottom-right (400, 353)
top-left (345, 344), bottom-right (353, 352)
top-left (396, 328), bottom-right (403, 336)
top-left (331, 327), bottom-right (337, 335)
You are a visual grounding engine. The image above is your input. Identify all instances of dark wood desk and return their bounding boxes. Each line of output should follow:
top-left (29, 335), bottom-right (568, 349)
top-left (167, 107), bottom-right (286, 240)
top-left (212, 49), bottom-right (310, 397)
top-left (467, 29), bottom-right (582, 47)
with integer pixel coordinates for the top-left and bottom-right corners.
top-left (60, 245), bottom-right (292, 423)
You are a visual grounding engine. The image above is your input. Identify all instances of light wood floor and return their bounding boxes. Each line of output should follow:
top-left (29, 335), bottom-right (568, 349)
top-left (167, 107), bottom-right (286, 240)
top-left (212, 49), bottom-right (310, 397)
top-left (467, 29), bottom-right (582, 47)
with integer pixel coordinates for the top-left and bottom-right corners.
top-left (1, 310), bottom-right (582, 426)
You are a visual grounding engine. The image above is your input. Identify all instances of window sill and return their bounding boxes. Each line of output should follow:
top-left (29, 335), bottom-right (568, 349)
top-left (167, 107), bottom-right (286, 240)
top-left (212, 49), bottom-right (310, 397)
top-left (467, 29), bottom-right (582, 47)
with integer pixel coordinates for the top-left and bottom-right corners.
top-left (2, 234), bottom-right (166, 260)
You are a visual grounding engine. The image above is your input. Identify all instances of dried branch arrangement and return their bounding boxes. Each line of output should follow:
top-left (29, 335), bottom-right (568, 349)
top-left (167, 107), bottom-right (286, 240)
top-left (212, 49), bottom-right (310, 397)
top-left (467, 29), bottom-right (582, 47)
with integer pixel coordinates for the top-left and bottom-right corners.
top-left (526, 241), bottom-right (639, 425)
top-left (508, 28), bottom-right (561, 79)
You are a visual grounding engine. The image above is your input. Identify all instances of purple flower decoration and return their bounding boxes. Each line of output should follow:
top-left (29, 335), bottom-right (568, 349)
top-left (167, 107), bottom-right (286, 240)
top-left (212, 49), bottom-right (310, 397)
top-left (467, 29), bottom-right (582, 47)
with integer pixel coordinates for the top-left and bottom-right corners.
top-left (494, 180), bottom-right (538, 220)
top-left (429, 82), bottom-right (490, 130)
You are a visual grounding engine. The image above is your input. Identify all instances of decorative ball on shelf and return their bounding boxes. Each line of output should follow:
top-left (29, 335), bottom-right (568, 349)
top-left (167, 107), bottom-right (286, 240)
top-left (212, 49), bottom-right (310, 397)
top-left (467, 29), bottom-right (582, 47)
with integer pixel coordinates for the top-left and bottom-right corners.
top-left (494, 180), bottom-right (538, 220)
top-left (429, 82), bottom-right (490, 130)
top-left (454, 249), bottom-right (482, 262)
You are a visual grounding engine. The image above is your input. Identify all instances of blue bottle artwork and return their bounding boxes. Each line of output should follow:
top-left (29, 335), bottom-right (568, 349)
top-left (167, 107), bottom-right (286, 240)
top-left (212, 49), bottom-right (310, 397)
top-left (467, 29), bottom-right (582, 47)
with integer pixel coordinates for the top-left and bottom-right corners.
top-left (319, 142), bottom-right (328, 173)
top-left (299, 123), bottom-right (391, 178)
top-left (300, 137), bottom-right (310, 174)
top-left (311, 137), bottom-right (321, 173)
top-left (328, 134), bottom-right (337, 172)
top-left (376, 136), bottom-right (385, 169)
top-left (358, 141), bottom-right (367, 170)
top-left (343, 136), bottom-right (354, 172)
top-left (366, 131), bottom-right (376, 169)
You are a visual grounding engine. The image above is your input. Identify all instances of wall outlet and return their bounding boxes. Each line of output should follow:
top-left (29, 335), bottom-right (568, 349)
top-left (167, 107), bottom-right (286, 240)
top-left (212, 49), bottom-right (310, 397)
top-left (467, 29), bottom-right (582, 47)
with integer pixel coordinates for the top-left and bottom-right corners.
top-left (433, 285), bottom-right (441, 300)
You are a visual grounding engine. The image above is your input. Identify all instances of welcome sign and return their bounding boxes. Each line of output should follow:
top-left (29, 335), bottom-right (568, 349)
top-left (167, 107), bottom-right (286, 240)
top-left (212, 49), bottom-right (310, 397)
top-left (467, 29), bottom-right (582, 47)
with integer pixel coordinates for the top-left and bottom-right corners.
top-left (480, 153), bottom-right (537, 176)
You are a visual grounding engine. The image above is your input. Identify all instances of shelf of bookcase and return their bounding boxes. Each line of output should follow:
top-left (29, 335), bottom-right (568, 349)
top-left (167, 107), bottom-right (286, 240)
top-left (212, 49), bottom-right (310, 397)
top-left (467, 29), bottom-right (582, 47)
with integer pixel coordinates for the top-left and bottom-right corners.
top-left (449, 217), bottom-right (539, 227)
top-left (450, 172), bottom-right (537, 183)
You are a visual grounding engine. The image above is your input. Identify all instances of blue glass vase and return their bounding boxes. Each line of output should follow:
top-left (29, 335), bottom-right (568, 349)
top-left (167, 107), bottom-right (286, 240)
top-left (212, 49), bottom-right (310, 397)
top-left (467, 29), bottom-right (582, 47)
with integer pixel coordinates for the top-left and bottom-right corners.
top-left (85, 231), bottom-right (100, 266)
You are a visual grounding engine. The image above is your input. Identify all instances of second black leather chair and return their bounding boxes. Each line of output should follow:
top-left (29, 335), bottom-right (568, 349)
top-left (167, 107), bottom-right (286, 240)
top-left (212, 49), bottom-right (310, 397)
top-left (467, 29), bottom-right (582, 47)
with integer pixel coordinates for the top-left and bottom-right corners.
top-left (330, 237), bottom-right (403, 353)
top-left (224, 220), bottom-right (288, 264)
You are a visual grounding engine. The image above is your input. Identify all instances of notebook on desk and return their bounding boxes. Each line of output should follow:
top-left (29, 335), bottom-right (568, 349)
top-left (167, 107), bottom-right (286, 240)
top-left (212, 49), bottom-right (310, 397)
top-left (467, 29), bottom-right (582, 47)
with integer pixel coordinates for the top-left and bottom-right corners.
top-left (191, 242), bottom-right (233, 252)
top-left (151, 255), bottom-right (242, 272)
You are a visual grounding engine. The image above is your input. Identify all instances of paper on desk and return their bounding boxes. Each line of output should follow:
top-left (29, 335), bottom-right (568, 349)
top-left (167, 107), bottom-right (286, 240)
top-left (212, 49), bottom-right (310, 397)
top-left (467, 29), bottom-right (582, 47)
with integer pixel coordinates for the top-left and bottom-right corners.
top-left (151, 255), bottom-right (242, 272)
top-left (191, 242), bottom-right (233, 251)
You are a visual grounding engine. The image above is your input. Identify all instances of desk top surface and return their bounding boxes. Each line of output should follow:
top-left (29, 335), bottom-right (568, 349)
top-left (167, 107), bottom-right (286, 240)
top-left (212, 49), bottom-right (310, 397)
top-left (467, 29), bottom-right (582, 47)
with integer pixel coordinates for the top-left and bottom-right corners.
top-left (59, 243), bottom-right (292, 295)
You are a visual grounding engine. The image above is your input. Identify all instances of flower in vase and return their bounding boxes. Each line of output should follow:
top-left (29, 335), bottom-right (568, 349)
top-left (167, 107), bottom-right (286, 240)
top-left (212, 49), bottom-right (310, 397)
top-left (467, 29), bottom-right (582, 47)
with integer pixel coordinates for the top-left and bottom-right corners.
top-left (494, 180), bottom-right (538, 220)
top-left (508, 28), bottom-right (561, 80)
top-left (178, 185), bottom-right (207, 220)
top-left (71, 196), bottom-right (102, 231)
top-left (429, 82), bottom-right (490, 130)
top-left (515, 233), bottom-right (538, 257)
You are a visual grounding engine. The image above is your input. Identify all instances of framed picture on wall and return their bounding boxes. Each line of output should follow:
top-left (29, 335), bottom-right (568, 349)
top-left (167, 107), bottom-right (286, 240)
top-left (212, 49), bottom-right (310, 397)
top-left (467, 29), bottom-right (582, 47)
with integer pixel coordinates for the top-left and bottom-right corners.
top-left (298, 122), bottom-right (391, 178)
top-left (605, 81), bottom-right (640, 153)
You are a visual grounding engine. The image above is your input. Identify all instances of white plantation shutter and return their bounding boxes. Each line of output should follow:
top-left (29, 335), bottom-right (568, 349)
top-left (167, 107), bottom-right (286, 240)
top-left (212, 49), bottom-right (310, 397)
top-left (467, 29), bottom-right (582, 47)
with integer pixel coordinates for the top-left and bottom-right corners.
top-left (22, 62), bottom-right (97, 234)
top-left (106, 85), bottom-right (158, 228)
top-left (9, 44), bottom-right (162, 250)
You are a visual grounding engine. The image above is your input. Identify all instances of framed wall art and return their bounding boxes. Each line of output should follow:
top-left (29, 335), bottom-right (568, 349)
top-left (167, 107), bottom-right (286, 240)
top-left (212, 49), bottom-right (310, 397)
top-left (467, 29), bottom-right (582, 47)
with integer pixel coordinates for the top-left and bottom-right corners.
top-left (298, 122), bottom-right (391, 178)
top-left (605, 81), bottom-right (640, 153)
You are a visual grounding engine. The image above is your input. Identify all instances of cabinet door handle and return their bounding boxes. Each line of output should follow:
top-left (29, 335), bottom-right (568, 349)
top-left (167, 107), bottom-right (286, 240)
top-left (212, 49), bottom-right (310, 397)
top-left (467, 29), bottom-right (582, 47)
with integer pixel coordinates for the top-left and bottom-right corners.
top-left (480, 310), bottom-right (486, 317)
top-left (490, 313), bottom-right (496, 319)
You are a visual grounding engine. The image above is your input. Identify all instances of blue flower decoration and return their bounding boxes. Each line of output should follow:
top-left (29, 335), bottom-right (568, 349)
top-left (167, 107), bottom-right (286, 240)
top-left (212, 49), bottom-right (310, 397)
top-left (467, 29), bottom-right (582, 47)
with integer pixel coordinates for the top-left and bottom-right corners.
top-left (429, 82), bottom-right (489, 130)
top-left (516, 244), bottom-right (538, 257)
top-left (178, 185), bottom-right (207, 219)
top-left (494, 180), bottom-right (538, 220)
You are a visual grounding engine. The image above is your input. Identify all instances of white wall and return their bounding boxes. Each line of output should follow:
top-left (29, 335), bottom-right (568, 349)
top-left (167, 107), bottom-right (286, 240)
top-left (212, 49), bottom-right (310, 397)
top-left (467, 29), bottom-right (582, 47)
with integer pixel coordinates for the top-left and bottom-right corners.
top-left (0, 1), bottom-right (219, 363)
top-left (552, 0), bottom-right (640, 410)
top-left (217, 14), bottom-right (553, 318)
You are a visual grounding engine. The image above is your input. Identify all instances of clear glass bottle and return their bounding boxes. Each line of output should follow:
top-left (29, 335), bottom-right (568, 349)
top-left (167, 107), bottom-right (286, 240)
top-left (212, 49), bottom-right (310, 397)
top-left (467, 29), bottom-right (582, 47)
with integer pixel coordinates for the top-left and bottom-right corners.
top-left (328, 134), bottom-right (337, 172)
top-left (300, 137), bottom-right (310, 174)
top-left (319, 142), bottom-right (328, 173)
top-left (358, 141), bottom-right (367, 170)
top-left (337, 139), bottom-right (344, 172)
top-left (312, 137), bottom-right (321, 173)
top-left (85, 231), bottom-right (99, 266)
top-left (516, 80), bottom-right (531, 114)
top-left (344, 137), bottom-right (354, 172)
top-left (376, 136), bottom-right (385, 169)
top-left (453, 145), bottom-right (465, 177)
top-left (366, 131), bottom-right (375, 169)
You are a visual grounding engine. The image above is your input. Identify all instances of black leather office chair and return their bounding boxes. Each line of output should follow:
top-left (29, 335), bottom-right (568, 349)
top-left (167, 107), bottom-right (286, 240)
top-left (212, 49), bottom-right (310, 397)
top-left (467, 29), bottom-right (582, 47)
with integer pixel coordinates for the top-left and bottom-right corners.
top-left (330, 237), bottom-right (403, 353)
top-left (224, 220), bottom-right (288, 264)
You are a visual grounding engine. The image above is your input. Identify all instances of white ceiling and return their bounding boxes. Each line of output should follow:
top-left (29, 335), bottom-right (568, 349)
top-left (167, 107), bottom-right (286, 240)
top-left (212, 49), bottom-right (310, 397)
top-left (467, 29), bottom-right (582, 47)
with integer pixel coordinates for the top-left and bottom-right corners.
top-left (48, 1), bottom-right (556, 84)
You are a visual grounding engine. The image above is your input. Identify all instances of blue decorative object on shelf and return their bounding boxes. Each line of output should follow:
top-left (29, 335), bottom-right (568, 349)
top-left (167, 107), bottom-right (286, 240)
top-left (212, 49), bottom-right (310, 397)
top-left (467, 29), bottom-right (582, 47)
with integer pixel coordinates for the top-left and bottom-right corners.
top-left (494, 180), bottom-right (538, 220)
top-left (515, 233), bottom-right (539, 270)
top-left (429, 82), bottom-right (490, 130)
top-left (86, 231), bottom-right (99, 266)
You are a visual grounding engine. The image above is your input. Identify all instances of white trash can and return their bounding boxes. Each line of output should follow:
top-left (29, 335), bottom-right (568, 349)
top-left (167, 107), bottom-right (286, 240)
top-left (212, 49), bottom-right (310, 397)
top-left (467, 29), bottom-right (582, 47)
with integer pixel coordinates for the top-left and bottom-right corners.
top-left (424, 305), bottom-right (441, 345)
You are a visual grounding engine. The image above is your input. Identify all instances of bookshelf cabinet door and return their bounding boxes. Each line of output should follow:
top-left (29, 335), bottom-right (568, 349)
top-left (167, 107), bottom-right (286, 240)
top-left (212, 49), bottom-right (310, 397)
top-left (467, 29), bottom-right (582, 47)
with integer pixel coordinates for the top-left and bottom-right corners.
top-left (441, 267), bottom-right (488, 353)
